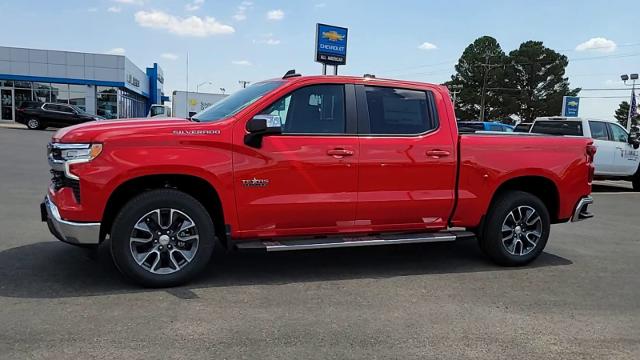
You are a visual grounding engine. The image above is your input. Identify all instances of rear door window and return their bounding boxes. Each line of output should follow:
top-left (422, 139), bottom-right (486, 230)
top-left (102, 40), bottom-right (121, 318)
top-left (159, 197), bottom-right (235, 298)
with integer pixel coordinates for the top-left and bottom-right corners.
top-left (362, 86), bottom-right (437, 135)
top-left (588, 121), bottom-right (609, 140)
top-left (531, 121), bottom-right (583, 136)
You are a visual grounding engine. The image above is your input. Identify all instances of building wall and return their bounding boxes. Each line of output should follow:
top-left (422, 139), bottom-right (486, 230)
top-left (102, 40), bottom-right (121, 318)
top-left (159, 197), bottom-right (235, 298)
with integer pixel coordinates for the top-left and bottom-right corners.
top-left (0, 47), bottom-right (124, 84)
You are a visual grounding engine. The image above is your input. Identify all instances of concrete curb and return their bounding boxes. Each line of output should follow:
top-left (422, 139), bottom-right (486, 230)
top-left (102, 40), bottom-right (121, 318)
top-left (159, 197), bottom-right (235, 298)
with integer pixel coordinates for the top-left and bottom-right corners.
top-left (0, 122), bottom-right (27, 130)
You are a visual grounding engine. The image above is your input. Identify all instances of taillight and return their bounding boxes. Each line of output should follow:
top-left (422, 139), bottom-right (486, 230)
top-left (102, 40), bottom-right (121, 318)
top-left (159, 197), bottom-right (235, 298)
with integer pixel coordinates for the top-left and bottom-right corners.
top-left (586, 144), bottom-right (596, 163)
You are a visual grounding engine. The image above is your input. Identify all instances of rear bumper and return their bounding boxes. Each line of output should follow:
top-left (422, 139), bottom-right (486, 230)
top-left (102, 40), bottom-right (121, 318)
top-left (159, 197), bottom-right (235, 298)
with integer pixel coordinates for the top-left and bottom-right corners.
top-left (41, 195), bottom-right (101, 245)
top-left (571, 196), bottom-right (594, 222)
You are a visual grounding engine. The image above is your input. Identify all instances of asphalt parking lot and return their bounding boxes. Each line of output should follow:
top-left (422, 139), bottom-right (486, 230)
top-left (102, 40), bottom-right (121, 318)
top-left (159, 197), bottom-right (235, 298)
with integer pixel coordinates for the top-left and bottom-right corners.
top-left (0, 126), bottom-right (638, 359)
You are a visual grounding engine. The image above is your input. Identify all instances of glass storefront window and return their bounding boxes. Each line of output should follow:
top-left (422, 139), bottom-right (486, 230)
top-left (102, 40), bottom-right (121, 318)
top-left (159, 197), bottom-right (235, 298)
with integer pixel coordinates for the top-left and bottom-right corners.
top-left (0, 80), bottom-right (14, 87)
top-left (14, 81), bottom-right (31, 89)
top-left (97, 86), bottom-right (118, 119)
top-left (14, 89), bottom-right (33, 108)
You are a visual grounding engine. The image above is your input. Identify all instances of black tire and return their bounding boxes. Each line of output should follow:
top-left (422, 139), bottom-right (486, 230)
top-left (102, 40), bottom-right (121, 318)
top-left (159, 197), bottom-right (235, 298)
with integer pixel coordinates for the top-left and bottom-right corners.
top-left (632, 168), bottom-right (640, 192)
top-left (110, 189), bottom-right (215, 287)
top-left (26, 118), bottom-right (42, 130)
top-left (479, 190), bottom-right (550, 266)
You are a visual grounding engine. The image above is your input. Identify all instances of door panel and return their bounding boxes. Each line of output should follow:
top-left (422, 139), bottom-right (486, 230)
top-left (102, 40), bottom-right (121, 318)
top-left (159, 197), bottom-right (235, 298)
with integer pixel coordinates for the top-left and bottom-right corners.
top-left (232, 83), bottom-right (359, 238)
top-left (607, 122), bottom-right (639, 175)
top-left (588, 121), bottom-right (615, 175)
top-left (355, 85), bottom-right (456, 231)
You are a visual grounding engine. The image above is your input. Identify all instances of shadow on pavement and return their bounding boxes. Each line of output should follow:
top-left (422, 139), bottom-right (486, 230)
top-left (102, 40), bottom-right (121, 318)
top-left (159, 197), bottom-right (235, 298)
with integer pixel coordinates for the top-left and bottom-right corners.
top-left (0, 239), bottom-right (572, 299)
top-left (592, 183), bottom-right (633, 193)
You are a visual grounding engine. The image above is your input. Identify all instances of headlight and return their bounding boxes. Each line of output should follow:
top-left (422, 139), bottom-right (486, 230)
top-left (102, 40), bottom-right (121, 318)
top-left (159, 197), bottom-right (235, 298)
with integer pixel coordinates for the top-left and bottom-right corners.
top-left (59, 144), bottom-right (103, 161)
top-left (48, 143), bottom-right (103, 180)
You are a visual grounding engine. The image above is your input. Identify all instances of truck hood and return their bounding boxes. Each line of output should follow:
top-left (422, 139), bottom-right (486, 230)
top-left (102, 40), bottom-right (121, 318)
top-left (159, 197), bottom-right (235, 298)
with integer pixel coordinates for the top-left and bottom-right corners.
top-left (52, 117), bottom-right (192, 143)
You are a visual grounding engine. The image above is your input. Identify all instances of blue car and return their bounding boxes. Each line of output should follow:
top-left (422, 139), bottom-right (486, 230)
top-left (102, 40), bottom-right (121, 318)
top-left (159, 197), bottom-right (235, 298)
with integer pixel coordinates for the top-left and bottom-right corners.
top-left (458, 121), bottom-right (514, 133)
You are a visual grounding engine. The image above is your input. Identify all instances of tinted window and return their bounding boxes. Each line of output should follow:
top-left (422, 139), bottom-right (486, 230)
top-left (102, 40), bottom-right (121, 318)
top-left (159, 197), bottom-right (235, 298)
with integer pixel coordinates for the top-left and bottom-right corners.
top-left (607, 123), bottom-right (628, 143)
top-left (531, 121), bottom-right (583, 136)
top-left (261, 84), bottom-right (345, 134)
top-left (514, 123), bottom-right (532, 132)
top-left (488, 124), bottom-right (505, 131)
top-left (364, 87), bottom-right (435, 135)
top-left (458, 122), bottom-right (485, 132)
top-left (588, 121), bottom-right (609, 140)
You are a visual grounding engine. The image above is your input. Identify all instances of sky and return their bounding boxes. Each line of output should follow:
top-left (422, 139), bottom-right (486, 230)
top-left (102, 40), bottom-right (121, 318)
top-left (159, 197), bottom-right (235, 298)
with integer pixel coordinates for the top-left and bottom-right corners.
top-left (0, 0), bottom-right (638, 120)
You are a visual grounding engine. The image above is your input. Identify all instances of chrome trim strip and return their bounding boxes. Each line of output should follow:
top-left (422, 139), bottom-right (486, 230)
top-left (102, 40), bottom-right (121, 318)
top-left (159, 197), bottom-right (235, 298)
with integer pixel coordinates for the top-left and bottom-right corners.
top-left (571, 196), bottom-right (594, 222)
top-left (44, 196), bottom-right (100, 245)
top-left (239, 232), bottom-right (466, 252)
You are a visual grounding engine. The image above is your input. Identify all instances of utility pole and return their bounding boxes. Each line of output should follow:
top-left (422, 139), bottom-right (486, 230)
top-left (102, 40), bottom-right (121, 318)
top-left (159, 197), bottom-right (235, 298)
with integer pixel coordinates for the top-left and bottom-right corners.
top-left (238, 80), bottom-right (251, 89)
top-left (478, 55), bottom-right (502, 122)
top-left (447, 84), bottom-right (463, 110)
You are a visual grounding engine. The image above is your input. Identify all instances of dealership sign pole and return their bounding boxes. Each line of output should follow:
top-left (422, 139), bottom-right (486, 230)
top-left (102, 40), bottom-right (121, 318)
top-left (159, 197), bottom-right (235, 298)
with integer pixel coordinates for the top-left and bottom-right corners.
top-left (315, 23), bottom-right (348, 75)
top-left (561, 96), bottom-right (580, 117)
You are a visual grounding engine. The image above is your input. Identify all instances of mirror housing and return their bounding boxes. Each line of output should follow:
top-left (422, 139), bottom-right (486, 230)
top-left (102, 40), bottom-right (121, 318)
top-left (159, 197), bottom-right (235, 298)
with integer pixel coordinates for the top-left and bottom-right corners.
top-left (244, 115), bottom-right (282, 148)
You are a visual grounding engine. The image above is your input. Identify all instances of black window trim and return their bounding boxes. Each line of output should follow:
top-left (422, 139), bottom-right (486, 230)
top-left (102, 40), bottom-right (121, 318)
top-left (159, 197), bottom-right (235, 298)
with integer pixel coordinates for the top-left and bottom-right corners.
top-left (255, 83), bottom-right (357, 137)
top-left (354, 84), bottom-right (440, 137)
top-left (588, 120), bottom-right (611, 141)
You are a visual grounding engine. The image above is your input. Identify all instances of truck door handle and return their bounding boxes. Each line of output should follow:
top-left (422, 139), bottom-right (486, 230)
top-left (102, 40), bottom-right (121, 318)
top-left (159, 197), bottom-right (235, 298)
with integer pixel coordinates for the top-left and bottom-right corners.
top-left (426, 150), bottom-right (451, 158)
top-left (327, 148), bottom-right (354, 157)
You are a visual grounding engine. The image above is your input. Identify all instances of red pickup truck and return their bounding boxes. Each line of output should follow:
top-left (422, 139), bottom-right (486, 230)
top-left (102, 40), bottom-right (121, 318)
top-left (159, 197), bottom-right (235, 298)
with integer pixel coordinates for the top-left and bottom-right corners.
top-left (42, 72), bottom-right (595, 287)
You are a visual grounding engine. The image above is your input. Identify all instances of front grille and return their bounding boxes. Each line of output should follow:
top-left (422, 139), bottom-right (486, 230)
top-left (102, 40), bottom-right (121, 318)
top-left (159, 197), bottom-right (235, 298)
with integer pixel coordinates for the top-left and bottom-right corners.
top-left (51, 170), bottom-right (81, 203)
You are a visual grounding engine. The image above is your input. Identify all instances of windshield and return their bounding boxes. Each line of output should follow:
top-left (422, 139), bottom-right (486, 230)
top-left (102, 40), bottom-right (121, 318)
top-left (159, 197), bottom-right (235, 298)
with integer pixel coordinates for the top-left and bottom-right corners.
top-left (69, 105), bottom-right (87, 114)
top-left (192, 81), bottom-right (284, 122)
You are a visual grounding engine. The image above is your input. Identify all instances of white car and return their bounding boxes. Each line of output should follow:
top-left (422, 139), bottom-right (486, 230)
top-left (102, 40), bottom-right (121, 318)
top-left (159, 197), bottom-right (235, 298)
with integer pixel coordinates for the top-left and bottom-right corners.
top-left (530, 117), bottom-right (640, 190)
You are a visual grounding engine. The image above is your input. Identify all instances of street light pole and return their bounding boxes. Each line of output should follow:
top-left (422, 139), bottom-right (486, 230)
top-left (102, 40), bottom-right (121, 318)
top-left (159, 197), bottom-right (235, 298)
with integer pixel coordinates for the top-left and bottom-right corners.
top-left (621, 73), bottom-right (638, 132)
top-left (197, 81), bottom-right (213, 93)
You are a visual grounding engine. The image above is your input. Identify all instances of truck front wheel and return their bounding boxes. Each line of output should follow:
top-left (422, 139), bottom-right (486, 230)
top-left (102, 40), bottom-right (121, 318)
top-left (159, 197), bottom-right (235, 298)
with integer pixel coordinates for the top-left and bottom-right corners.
top-left (110, 189), bottom-right (215, 287)
top-left (480, 191), bottom-right (550, 266)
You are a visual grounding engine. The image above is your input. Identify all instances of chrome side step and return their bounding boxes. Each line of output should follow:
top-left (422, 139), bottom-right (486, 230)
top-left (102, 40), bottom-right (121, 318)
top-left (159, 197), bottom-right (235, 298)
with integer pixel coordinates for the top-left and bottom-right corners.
top-left (235, 231), bottom-right (476, 252)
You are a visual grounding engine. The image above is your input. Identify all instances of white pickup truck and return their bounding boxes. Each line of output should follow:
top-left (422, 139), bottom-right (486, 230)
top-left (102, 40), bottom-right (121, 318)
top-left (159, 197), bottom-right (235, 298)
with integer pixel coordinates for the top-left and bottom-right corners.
top-left (530, 117), bottom-right (640, 190)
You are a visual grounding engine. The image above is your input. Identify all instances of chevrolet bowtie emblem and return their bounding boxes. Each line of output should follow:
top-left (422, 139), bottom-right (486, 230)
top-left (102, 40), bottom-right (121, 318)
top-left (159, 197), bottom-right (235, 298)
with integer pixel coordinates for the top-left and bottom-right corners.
top-left (242, 178), bottom-right (270, 187)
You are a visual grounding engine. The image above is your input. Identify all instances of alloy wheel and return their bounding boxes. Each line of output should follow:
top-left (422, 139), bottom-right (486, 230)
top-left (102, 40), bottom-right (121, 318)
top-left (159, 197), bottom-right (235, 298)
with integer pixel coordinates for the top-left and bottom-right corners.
top-left (129, 208), bottom-right (199, 275)
top-left (501, 205), bottom-right (542, 256)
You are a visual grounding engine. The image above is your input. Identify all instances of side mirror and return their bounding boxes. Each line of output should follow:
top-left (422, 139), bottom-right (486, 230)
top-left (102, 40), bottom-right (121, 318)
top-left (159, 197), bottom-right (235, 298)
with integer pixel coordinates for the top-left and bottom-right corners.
top-left (244, 115), bottom-right (282, 148)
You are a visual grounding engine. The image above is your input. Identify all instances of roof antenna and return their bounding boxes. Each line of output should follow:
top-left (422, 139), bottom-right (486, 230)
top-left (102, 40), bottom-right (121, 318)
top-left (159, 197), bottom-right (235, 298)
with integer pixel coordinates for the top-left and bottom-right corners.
top-left (283, 69), bottom-right (301, 79)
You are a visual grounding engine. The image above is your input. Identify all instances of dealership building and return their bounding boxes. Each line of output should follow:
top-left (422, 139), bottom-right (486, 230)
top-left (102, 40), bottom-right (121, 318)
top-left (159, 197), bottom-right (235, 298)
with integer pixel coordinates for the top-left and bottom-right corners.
top-left (0, 46), bottom-right (168, 122)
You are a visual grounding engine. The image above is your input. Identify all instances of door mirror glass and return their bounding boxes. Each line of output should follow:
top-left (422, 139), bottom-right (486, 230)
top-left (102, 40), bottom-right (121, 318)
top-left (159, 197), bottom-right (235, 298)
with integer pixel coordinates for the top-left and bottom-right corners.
top-left (244, 115), bottom-right (282, 148)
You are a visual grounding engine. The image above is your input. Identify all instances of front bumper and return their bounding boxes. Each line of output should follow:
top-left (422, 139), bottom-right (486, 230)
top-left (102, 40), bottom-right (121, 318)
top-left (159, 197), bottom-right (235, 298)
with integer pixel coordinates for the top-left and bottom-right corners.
top-left (571, 196), bottom-right (594, 222)
top-left (41, 195), bottom-right (101, 245)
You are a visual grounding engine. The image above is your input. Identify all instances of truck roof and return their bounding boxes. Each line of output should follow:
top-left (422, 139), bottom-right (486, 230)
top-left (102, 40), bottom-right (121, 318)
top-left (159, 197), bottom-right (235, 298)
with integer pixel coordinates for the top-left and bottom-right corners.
top-left (271, 74), bottom-right (448, 92)
top-left (534, 116), bottom-right (618, 123)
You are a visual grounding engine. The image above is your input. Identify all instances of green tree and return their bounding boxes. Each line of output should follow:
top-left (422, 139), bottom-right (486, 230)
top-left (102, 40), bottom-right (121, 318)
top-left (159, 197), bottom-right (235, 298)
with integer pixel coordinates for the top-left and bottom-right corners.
top-left (446, 36), bottom-right (509, 121)
top-left (614, 101), bottom-right (639, 128)
top-left (502, 41), bottom-right (580, 122)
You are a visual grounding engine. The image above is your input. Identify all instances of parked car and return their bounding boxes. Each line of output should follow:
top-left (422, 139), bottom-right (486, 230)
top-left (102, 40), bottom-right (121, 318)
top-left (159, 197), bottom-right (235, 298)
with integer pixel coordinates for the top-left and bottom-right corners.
top-left (17, 102), bottom-right (103, 130)
top-left (41, 73), bottom-right (595, 287)
top-left (458, 121), bottom-right (514, 133)
top-left (530, 117), bottom-right (640, 190)
top-left (514, 122), bottom-right (533, 132)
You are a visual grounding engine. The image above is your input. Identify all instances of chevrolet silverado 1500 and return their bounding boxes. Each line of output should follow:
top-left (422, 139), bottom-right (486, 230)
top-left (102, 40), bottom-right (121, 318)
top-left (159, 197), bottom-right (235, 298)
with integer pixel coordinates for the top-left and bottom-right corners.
top-left (42, 72), bottom-right (595, 287)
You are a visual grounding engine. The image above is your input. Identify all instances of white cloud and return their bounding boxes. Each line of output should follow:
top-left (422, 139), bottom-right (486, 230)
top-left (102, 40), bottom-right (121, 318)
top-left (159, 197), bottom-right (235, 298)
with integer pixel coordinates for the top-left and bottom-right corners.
top-left (185, 0), bottom-right (204, 12)
top-left (575, 37), bottom-right (617, 53)
top-left (108, 6), bottom-right (121, 13)
top-left (254, 33), bottom-right (280, 45)
top-left (161, 53), bottom-right (179, 60)
top-left (113, 0), bottom-right (144, 5)
top-left (106, 48), bottom-right (126, 55)
top-left (266, 9), bottom-right (284, 20)
top-left (232, 60), bottom-right (252, 66)
top-left (233, 1), bottom-right (252, 21)
top-left (418, 42), bottom-right (437, 50)
top-left (135, 10), bottom-right (235, 37)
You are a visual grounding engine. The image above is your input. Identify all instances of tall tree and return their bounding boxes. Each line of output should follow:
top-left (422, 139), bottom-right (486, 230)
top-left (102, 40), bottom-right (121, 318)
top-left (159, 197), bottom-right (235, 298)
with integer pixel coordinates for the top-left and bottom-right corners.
top-left (446, 36), bottom-right (508, 121)
top-left (614, 101), bottom-right (640, 128)
top-left (502, 41), bottom-right (580, 122)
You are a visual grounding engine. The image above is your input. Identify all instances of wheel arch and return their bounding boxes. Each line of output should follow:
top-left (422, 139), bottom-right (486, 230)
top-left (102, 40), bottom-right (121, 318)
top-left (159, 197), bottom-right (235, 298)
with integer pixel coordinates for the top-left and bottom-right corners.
top-left (489, 175), bottom-right (560, 224)
top-left (100, 174), bottom-right (227, 246)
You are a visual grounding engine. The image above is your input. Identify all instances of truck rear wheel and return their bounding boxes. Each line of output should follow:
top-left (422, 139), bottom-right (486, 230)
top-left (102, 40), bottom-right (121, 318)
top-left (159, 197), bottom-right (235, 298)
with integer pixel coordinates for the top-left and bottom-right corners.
top-left (479, 190), bottom-right (550, 266)
top-left (110, 189), bottom-right (215, 287)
